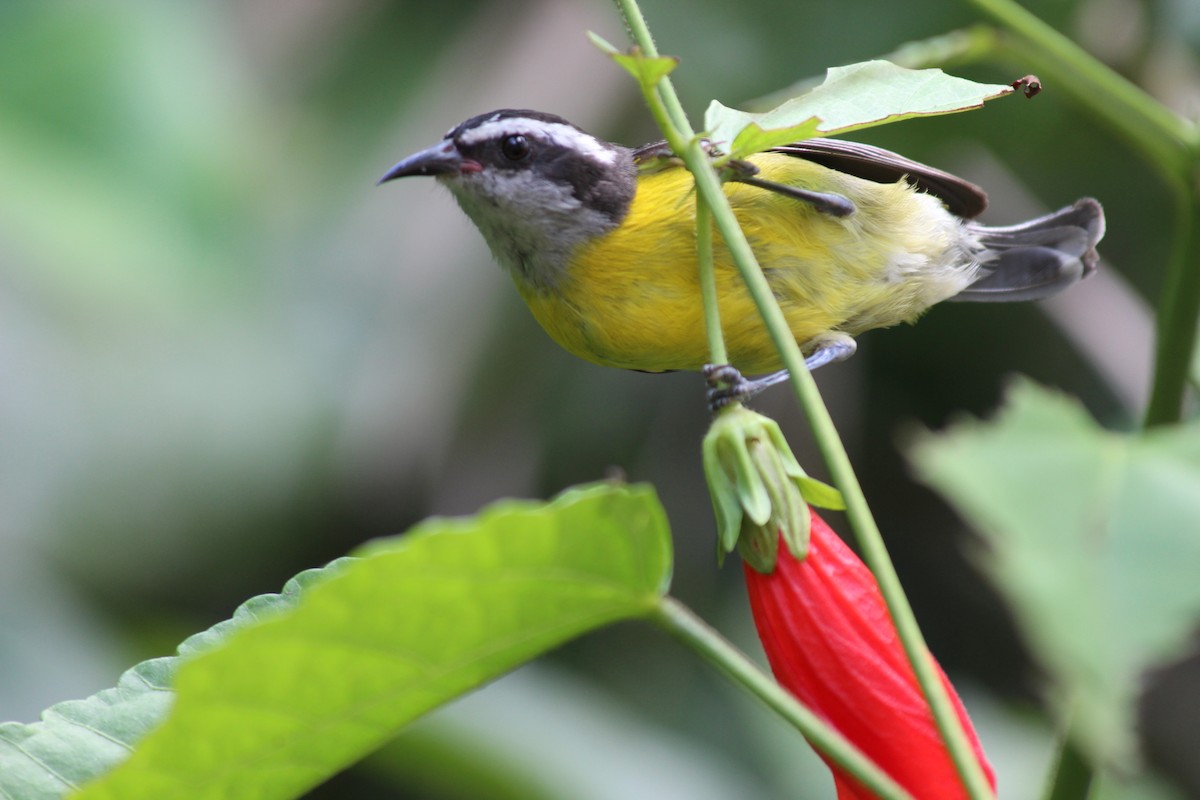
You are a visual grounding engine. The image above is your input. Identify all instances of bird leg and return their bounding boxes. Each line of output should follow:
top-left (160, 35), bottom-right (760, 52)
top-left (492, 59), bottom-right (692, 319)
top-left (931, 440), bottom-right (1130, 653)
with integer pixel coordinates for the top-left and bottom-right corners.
top-left (704, 334), bottom-right (857, 410)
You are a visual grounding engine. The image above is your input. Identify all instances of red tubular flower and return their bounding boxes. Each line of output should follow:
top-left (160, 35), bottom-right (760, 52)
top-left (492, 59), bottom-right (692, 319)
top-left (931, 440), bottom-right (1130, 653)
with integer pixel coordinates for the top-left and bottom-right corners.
top-left (743, 510), bottom-right (995, 800)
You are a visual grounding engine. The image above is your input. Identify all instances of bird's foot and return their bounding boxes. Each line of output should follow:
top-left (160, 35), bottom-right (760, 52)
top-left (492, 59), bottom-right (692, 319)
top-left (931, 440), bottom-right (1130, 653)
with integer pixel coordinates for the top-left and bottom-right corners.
top-left (702, 335), bottom-right (858, 412)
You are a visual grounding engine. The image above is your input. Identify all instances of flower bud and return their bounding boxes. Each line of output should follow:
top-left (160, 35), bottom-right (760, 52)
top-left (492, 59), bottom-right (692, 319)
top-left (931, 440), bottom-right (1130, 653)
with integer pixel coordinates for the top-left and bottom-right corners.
top-left (702, 405), bottom-right (843, 572)
top-left (744, 510), bottom-right (996, 799)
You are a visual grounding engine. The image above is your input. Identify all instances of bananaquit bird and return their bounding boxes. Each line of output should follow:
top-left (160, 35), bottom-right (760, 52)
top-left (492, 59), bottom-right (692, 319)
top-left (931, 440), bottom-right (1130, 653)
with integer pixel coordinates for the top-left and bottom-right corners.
top-left (379, 109), bottom-right (1104, 397)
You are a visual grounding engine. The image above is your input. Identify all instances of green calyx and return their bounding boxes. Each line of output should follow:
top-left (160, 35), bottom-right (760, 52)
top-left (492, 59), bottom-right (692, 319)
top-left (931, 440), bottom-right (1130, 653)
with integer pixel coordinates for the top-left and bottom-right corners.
top-left (702, 405), bottom-right (845, 572)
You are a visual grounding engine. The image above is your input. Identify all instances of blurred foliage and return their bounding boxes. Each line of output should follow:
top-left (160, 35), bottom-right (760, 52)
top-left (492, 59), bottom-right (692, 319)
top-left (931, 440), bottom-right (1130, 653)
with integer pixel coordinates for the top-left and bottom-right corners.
top-left (0, 0), bottom-right (1195, 797)
top-left (914, 381), bottom-right (1200, 772)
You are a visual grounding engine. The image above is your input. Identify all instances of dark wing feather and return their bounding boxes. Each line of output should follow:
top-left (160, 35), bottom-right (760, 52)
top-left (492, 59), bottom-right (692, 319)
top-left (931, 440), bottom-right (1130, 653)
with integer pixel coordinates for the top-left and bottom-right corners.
top-left (771, 139), bottom-right (988, 219)
top-left (630, 138), bottom-right (988, 219)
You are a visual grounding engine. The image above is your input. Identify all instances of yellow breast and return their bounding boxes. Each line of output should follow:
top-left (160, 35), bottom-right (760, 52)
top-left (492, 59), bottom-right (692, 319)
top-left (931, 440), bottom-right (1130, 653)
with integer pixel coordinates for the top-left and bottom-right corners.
top-left (515, 152), bottom-right (969, 374)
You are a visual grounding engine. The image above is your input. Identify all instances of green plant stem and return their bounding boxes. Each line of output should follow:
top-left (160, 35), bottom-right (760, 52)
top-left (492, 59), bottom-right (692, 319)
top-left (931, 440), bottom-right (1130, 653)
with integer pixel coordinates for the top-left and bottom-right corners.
top-left (694, 191), bottom-right (728, 366)
top-left (615, 0), bottom-right (692, 137)
top-left (1040, 739), bottom-right (1094, 800)
top-left (612, 2), bottom-right (994, 797)
top-left (684, 143), bottom-right (996, 800)
top-left (651, 597), bottom-right (916, 800)
top-left (1145, 188), bottom-right (1200, 426)
top-left (616, 1), bottom-right (735, 383)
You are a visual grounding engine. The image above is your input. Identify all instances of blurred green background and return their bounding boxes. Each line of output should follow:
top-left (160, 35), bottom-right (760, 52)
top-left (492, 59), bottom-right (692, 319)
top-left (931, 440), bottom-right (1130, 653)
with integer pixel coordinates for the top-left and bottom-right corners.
top-left (1, 0), bottom-right (1195, 797)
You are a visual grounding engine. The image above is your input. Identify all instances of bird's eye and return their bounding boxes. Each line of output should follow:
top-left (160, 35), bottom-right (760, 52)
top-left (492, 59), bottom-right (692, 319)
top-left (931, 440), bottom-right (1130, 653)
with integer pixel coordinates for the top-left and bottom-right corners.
top-left (500, 134), bottom-right (531, 162)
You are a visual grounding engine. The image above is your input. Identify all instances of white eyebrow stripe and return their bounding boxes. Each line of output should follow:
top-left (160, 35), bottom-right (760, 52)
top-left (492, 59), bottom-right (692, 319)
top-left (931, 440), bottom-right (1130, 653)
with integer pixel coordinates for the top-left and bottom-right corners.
top-left (456, 119), bottom-right (618, 164)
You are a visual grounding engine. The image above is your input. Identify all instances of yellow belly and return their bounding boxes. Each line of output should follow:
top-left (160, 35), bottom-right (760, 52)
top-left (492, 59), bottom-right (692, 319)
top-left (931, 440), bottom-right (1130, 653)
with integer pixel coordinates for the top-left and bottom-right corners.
top-left (516, 152), bottom-right (969, 374)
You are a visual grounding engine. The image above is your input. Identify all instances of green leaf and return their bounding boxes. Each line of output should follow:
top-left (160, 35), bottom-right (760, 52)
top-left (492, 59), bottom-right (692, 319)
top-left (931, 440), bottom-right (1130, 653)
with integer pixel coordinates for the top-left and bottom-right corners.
top-left (794, 476), bottom-right (846, 511)
top-left (587, 31), bottom-right (678, 94)
top-left (731, 436), bottom-right (772, 527)
top-left (761, 423), bottom-right (845, 511)
top-left (702, 434), bottom-right (746, 558)
top-left (0, 483), bottom-right (670, 800)
top-left (705, 60), bottom-right (1014, 159)
top-left (909, 380), bottom-right (1200, 770)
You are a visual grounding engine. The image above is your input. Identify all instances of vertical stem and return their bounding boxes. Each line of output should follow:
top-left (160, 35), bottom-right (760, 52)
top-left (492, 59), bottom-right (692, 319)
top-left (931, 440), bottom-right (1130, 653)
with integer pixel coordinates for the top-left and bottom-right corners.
top-left (617, 0), bottom-right (732, 384)
top-left (614, 0), bottom-right (693, 136)
top-left (1144, 188), bottom-right (1200, 427)
top-left (613, 2), bottom-right (995, 796)
top-left (694, 190), bottom-right (729, 366)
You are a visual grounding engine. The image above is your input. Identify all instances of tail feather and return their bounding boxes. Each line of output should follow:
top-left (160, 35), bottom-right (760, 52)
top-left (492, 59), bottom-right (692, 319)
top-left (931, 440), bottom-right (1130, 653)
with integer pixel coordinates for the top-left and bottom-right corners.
top-left (953, 198), bottom-right (1105, 302)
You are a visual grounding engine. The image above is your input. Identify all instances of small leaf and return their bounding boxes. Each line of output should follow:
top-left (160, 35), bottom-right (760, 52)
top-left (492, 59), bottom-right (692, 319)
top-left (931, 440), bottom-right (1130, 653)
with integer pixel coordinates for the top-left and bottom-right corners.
top-left (705, 60), bottom-right (1014, 159)
top-left (778, 492), bottom-right (811, 563)
top-left (702, 434), bottom-right (746, 557)
top-left (750, 439), bottom-right (801, 552)
top-left (794, 476), bottom-right (846, 511)
top-left (728, 437), bottom-right (772, 527)
top-left (587, 32), bottom-right (677, 93)
top-left (910, 380), bottom-right (1200, 770)
top-left (716, 116), bottom-right (823, 164)
top-left (0, 483), bottom-right (671, 800)
top-left (585, 30), bottom-right (621, 56)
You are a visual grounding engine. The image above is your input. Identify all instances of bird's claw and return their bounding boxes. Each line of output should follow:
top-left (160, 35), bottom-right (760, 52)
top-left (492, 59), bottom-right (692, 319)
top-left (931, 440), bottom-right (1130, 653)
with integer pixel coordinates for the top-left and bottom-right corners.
top-left (704, 364), bottom-right (755, 411)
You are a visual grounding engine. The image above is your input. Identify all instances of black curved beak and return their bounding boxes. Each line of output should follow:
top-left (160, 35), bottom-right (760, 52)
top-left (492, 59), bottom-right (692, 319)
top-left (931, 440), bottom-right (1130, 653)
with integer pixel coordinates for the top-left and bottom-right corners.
top-left (377, 140), bottom-right (464, 185)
